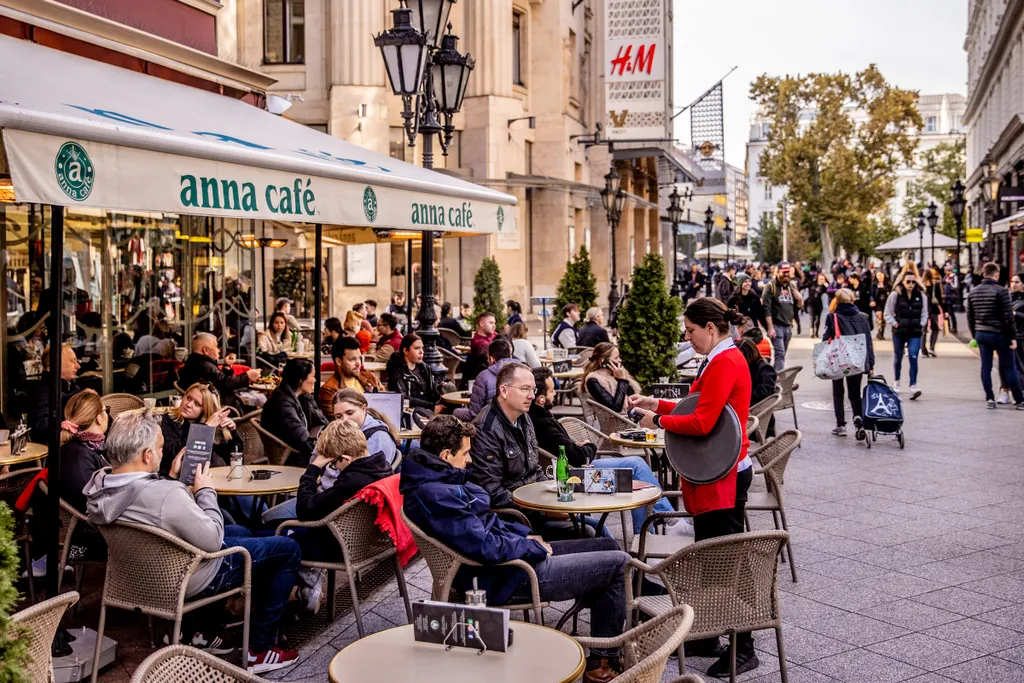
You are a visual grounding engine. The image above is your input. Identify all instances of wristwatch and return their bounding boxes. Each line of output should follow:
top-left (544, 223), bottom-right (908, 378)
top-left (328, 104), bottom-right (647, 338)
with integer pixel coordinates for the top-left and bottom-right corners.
top-left (652, 414), bottom-right (662, 429)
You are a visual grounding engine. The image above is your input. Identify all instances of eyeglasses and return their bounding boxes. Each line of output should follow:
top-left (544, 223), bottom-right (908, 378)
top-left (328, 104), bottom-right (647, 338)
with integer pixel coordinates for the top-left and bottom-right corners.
top-left (508, 385), bottom-right (537, 395)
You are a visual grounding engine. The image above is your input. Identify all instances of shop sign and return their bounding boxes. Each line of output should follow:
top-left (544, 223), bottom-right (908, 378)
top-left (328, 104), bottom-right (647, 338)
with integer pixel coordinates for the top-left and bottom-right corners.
top-left (966, 228), bottom-right (984, 243)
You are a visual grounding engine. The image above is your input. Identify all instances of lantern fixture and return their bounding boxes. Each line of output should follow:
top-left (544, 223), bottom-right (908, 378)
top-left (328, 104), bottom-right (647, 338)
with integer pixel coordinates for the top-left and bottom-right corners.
top-left (407, 0), bottom-right (456, 48)
top-left (926, 201), bottom-right (939, 232)
top-left (668, 188), bottom-right (684, 225)
top-left (374, 1), bottom-right (429, 98)
top-left (949, 179), bottom-right (966, 221)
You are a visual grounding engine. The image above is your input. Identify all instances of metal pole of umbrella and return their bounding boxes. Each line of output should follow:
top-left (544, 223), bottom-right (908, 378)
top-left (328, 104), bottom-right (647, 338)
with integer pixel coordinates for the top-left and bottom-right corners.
top-left (45, 204), bottom-right (65, 597)
top-left (314, 223), bottom-right (323, 395)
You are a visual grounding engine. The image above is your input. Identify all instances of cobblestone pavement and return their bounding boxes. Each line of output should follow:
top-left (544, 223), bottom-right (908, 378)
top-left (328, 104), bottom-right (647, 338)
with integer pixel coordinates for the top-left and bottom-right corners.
top-left (91, 316), bottom-right (1024, 682)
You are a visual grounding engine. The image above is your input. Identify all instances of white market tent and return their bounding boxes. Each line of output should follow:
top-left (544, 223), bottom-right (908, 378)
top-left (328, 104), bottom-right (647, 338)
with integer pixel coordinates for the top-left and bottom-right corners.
top-left (701, 243), bottom-right (755, 260)
top-left (0, 34), bottom-right (517, 231)
top-left (874, 231), bottom-right (959, 253)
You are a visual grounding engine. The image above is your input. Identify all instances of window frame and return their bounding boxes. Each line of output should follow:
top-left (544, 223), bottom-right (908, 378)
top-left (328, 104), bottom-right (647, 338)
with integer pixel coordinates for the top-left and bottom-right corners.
top-left (263, 0), bottom-right (305, 66)
top-left (513, 11), bottom-right (525, 87)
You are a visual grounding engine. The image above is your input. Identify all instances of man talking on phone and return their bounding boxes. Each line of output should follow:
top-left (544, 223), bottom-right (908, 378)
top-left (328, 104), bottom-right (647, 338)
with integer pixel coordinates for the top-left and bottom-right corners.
top-left (84, 409), bottom-right (303, 673)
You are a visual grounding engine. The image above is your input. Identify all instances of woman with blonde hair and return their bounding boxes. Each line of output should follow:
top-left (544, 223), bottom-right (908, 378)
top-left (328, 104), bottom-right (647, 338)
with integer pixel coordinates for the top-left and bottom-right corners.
top-left (159, 382), bottom-right (241, 476)
top-left (509, 322), bottom-right (541, 368)
top-left (883, 262), bottom-right (927, 399)
top-left (583, 342), bottom-right (640, 412)
top-left (59, 390), bottom-right (109, 514)
top-left (823, 288), bottom-right (875, 437)
top-left (332, 388), bottom-right (400, 468)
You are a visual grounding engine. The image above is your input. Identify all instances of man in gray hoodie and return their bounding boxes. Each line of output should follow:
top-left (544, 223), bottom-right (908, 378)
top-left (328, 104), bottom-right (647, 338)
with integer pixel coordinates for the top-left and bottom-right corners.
top-left (84, 409), bottom-right (302, 673)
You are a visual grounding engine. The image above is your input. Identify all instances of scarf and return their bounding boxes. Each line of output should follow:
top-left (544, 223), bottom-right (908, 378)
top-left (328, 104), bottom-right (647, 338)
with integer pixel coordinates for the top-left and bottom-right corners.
top-left (75, 431), bottom-right (106, 452)
top-left (585, 367), bottom-right (641, 398)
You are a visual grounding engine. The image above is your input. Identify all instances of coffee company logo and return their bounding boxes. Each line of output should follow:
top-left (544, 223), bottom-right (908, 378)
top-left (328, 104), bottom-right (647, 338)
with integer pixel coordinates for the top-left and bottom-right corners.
top-left (496, 207), bottom-right (505, 231)
top-left (54, 142), bottom-right (95, 201)
top-left (363, 186), bottom-right (378, 223)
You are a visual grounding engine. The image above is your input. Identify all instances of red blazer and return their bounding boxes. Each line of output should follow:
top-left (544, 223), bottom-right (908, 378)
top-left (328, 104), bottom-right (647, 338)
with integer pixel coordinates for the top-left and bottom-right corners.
top-left (656, 346), bottom-right (751, 515)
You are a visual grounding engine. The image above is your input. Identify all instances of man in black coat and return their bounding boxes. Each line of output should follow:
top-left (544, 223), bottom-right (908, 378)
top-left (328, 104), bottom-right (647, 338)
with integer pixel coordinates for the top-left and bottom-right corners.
top-left (178, 332), bottom-right (261, 407)
top-left (967, 262), bottom-right (1024, 408)
top-left (27, 344), bottom-right (82, 443)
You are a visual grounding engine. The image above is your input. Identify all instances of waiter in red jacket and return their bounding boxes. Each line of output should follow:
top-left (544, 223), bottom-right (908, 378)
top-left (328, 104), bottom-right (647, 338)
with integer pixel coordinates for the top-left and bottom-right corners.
top-left (627, 297), bottom-right (758, 677)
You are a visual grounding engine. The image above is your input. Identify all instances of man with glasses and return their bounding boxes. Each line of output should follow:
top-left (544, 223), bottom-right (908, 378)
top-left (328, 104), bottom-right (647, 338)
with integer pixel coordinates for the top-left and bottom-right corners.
top-left (470, 363), bottom-right (608, 540)
top-left (884, 265), bottom-right (928, 400)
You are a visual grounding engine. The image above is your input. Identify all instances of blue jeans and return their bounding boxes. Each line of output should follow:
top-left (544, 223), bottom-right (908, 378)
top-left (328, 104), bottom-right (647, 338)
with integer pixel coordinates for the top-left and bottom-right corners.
top-left (261, 498), bottom-right (296, 525)
top-left (976, 331), bottom-right (1024, 403)
top-left (591, 456), bottom-right (673, 532)
top-left (191, 525), bottom-right (300, 653)
top-left (892, 333), bottom-right (921, 385)
top-left (510, 537), bottom-right (628, 655)
top-left (771, 324), bottom-right (793, 371)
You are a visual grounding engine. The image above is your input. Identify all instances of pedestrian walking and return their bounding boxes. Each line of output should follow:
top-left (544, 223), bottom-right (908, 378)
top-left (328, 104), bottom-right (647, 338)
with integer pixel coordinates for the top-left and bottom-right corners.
top-left (806, 273), bottom-right (829, 338)
top-left (921, 267), bottom-right (945, 358)
top-left (762, 261), bottom-right (804, 371)
top-left (943, 274), bottom-right (959, 334)
top-left (716, 264), bottom-right (736, 302)
top-left (871, 270), bottom-right (892, 340)
top-left (822, 289), bottom-right (874, 436)
top-left (883, 263), bottom-right (926, 400)
top-left (966, 262), bottom-right (1024, 409)
top-left (728, 274), bottom-right (767, 332)
top-left (1011, 272), bottom-right (1024, 382)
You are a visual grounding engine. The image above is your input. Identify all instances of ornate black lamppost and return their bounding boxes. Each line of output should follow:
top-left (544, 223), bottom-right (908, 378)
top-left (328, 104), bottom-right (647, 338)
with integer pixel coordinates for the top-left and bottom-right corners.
top-left (375, 0), bottom-right (473, 382)
top-left (668, 187), bottom-right (684, 297)
top-left (949, 179), bottom-right (966, 306)
top-left (723, 216), bottom-right (732, 264)
top-left (601, 169), bottom-right (626, 311)
top-left (703, 206), bottom-right (714, 297)
top-left (916, 211), bottom-right (926, 268)
top-left (926, 201), bottom-right (938, 268)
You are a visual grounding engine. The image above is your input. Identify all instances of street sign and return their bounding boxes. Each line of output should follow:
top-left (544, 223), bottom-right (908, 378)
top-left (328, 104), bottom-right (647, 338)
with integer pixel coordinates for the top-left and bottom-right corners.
top-left (966, 228), bottom-right (984, 243)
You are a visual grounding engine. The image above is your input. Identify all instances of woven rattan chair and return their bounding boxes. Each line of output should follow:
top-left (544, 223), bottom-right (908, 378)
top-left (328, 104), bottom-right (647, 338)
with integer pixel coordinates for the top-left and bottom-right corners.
top-left (252, 418), bottom-right (298, 466)
top-left (437, 346), bottom-right (464, 381)
top-left (10, 591), bottom-right (79, 683)
top-left (574, 347), bottom-right (594, 366)
top-left (91, 521), bottom-right (252, 680)
top-left (438, 327), bottom-right (468, 348)
top-left (749, 394), bottom-right (782, 445)
top-left (774, 366), bottom-right (802, 429)
top-left (745, 430), bottom-right (802, 583)
top-left (588, 399), bottom-right (635, 438)
top-left (130, 645), bottom-right (282, 683)
top-left (401, 509), bottom-right (547, 623)
top-left (556, 417), bottom-right (629, 458)
top-left (746, 415), bottom-right (759, 440)
top-left (629, 530), bottom-right (790, 683)
top-left (1, 467), bottom-right (42, 602)
top-left (276, 498), bottom-right (412, 636)
top-left (36, 482), bottom-right (104, 595)
top-left (235, 413), bottom-right (268, 465)
top-left (101, 393), bottom-right (146, 417)
top-left (576, 604), bottom-right (694, 683)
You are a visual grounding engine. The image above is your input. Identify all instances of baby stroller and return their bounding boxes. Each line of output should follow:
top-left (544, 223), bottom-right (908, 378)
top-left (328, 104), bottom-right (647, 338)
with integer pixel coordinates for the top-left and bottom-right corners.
top-left (860, 375), bottom-right (904, 449)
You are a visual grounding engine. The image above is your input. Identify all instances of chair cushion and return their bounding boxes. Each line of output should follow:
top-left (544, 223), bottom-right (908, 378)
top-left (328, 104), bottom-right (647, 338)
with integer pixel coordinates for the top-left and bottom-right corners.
top-left (744, 491), bottom-right (779, 510)
top-left (630, 533), bottom-right (694, 559)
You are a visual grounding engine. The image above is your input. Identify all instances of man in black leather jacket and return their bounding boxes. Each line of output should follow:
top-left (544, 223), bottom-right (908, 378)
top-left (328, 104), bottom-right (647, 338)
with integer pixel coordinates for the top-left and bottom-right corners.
top-left (178, 333), bottom-right (260, 407)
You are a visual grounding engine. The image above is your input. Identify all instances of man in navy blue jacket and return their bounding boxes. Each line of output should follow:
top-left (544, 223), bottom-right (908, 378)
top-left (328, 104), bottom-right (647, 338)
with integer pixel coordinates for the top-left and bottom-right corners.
top-left (400, 415), bottom-right (629, 682)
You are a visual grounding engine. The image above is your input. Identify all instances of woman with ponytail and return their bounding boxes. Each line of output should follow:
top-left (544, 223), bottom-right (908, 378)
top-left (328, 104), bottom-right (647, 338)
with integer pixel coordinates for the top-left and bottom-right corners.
top-left (59, 390), bottom-right (109, 514)
top-left (626, 297), bottom-right (759, 677)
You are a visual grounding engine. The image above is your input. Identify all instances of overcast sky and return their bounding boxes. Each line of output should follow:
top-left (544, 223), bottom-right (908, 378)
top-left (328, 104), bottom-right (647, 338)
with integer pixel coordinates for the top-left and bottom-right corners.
top-left (671, 0), bottom-right (969, 168)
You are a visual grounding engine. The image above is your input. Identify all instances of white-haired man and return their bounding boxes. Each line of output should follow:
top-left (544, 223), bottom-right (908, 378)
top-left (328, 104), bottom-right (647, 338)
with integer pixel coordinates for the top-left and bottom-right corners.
top-left (178, 333), bottom-right (261, 406)
top-left (84, 410), bottom-right (301, 672)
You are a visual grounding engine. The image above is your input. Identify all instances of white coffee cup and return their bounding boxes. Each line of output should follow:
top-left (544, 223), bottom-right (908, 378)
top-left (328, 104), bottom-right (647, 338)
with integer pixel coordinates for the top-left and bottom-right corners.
top-left (0, 429), bottom-right (9, 445)
top-left (143, 398), bottom-right (157, 410)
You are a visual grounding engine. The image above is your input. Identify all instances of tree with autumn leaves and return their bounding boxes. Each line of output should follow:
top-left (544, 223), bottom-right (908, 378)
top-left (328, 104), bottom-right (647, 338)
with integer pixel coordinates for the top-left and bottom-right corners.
top-left (751, 66), bottom-right (922, 264)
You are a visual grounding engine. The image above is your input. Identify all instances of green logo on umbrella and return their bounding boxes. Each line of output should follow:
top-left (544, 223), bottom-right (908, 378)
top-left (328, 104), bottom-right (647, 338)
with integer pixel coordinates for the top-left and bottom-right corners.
top-left (497, 206), bottom-right (505, 231)
top-left (363, 186), bottom-right (378, 223)
top-left (54, 142), bottom-right (95, 201)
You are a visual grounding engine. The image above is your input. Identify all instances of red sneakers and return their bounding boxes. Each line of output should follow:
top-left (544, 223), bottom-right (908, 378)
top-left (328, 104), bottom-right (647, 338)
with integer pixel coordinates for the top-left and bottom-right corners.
top-left (247, 646), bottom-right (298, 673)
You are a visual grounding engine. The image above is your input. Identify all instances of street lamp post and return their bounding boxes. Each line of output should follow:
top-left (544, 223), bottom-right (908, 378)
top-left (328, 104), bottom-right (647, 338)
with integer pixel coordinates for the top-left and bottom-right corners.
top-left (949, 179), bottom-right (966, 309)
top-left (704, 206), bottom-right (714, 297)
top-left (916, 211), bottom-right (926, 268)
top-left (926, 201), bottom-right (938, 269)
top-left (668, 187), bottom-right (684, 297)
top-left (375, 0), bottom-right (473, 383)
top-left (723, 216), bottom-right (733, 265)
top-left (600, 169), bottom-right (626, 311)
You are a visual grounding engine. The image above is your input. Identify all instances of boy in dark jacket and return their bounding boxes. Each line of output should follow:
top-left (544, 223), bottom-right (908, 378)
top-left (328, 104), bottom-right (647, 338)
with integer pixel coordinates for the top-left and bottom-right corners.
top-left (401, 415), bottom-right (629, 681)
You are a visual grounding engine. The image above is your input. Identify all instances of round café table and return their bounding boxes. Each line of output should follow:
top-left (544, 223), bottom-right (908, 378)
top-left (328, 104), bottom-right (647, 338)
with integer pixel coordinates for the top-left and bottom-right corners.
top-left (454, 345), bottom-right (471, 355)
top-left (398, 428), bottom-right (422, 441)
top-left (363, 362), bottom-right (387, 373)
top-left (210, 465), bottom-right (303, 520)
top-left (249, 382), bottom-right (278, 393)
top-left (441, 391), bottom-right (471, 406)
top-left (552, 368), bottom-right (583, 380)
top-left (328, 623), bottom-right (584, 683)
top-left (609, 430), bottom-right (675, 491)
top-left (539, 355), bottom-right (580, 365)
top-left (0, 442), bottom-right (48, 468)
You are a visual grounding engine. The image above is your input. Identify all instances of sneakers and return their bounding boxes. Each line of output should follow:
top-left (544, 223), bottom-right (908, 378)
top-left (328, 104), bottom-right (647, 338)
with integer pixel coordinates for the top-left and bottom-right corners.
top-left (908, 386), bottom-right (921, 401)
top-left (832, 425), bottom-right (847, 437)
top-left (987, 399), bottom-right (997, 410)
top-left (191, 632), bottom-right (235, 656)
top-left (893, 382), bottom-right (901, 394)
top-left (997, 390), bottom-right (1011, 405)
top-left (1016, 402), bottom-right (1024, 411)
top-left (663, 517), bottom-right (695, 537)
top-left (707, 651), bottom-right (760, 678)
top-left (248, 647), bottom-right (298, 673)
top-left (298, 569), bottom-right (326, 615)
top-left (853, 417), bottom-right (865, 441)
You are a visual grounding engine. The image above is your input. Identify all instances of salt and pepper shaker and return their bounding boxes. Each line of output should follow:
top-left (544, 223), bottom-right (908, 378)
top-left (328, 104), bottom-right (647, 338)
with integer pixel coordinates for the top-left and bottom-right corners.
top-left (465, 577), bottom-right (486, 606)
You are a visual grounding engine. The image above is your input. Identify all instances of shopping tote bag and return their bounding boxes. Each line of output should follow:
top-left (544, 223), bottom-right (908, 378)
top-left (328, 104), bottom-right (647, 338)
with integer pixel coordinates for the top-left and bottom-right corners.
top-left (813, 315), bottom-right (867, 380)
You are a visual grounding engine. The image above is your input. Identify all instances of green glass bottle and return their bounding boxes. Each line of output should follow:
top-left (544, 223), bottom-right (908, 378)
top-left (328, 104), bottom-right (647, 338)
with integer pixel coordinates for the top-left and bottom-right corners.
top-left (556, 445), bottom-right (568, 484)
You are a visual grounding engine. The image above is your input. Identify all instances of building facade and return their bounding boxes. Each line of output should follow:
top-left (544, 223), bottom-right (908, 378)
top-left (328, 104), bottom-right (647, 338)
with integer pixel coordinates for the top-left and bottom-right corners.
top-left (219, 0), bottom-right (682, 314)
top-left (964, 0), bottom-right (1024, 277)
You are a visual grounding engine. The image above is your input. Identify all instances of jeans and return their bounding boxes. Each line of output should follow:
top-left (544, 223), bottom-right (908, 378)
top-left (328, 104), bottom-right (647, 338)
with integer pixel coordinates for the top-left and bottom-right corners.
top-left (262, 498), bottom-right (296, 525)
top-left (832, 374), bottom-right (864, 427)
top-left (590, 456), bottom-right (673, 532)
top-left (892, 333), bottom-right (920, 385)
top-left (926, 313), bottom-right (940, 352)
top-left (191, 525), bottom-right (301, 653)
top-left (533, 514), bottom-right (614, 540)
top-left (810, 311), bottom-right (822, 338)
top-left (771, 325), bottom-right (792, 371)
top-left (976, 331), bottom-right (1024, 403)
top-left (510, 537), bottom-right (628, 656)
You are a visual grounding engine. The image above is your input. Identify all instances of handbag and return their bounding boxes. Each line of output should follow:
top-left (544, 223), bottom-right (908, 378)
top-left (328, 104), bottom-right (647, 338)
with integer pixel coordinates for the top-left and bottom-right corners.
top-left (813, 314), bottom-right (867, 380)
top-left (938, 305), bottom-right (949, 337)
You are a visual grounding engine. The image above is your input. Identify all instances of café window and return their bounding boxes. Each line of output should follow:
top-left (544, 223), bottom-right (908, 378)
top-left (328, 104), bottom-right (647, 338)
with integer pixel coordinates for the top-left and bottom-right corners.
top-left (264, 0), bottom-right (305, 64)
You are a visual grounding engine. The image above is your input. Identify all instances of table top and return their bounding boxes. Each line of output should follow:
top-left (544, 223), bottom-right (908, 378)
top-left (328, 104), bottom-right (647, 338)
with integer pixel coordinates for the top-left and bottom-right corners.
top-left (249, 382), bottom-right (279, 393)
top-left (454, 345), bottom-right (471, 354)
top-left (0, 442), bottom-right (48, 467)
top-left (363, 362), bottom-right (387, 373)
top-left (552, 368), bottom-right (583, 380)
top-left (512, 480), bottom-right (662, 514)
top-left (441, 391), bottom-right (471, 405)
top-left (398, 428), bottom-right (421, 441)
top-left (328, 623), bottom-right (584, 683)
top-left (609, 430), bottom-right (666, 449)
top-left (539, 355), bottom-right (580, 364)
top-left (288, 351), bottom-right (314, 360)
top-left (209, 465), bottom-right (304, 496)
